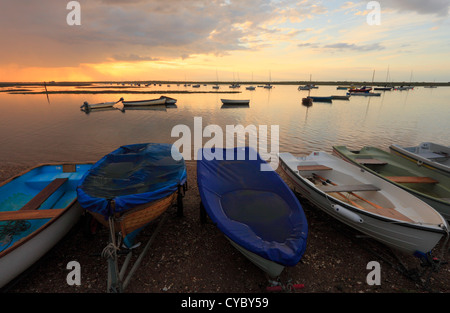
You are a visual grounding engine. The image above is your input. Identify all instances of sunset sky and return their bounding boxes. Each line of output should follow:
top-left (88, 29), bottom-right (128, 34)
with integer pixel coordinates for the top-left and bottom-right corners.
top-left (1, 0), bottom-right (449, 83)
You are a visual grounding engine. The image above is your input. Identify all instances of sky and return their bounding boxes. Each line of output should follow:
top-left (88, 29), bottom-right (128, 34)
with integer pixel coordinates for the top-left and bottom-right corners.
top-left (1, 0), bottom-right (449, 83)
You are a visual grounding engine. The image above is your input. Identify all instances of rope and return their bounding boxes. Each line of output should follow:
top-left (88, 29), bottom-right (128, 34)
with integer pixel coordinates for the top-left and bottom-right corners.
top-left (101, 217), bottom-right (121, 259)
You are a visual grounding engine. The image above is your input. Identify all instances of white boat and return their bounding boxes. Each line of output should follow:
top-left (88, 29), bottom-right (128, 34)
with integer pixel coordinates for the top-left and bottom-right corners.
top-left (279, 151), bottom-right (448, 255)
top-left (159, 95), bottom-right (177, 104)
top-left (80, 98), bottom-right (124, 111)
top-left (122, 98), bottom-right (166, 106)
top-left (221, 99), bottom-right (250, 105)
top-left (390, 142), bottom-right (450, 175)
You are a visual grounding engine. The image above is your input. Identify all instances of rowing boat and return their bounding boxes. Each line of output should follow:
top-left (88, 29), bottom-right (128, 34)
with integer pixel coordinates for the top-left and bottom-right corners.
top-left (221, 99), bottom-right (250, 105)
top-left (279, 151), bottom-right (448, 255)
top-left (80, 98), bottom-right (124, 111)
top-left (159, 96), bottom-right (177, 104)
top-left (197, 147), bottom-right (308, 278)
top-left (307, 96), bottom-right (332, 102)
top-left (77, 143), bottom-right (187, 247)
top-left (122, 98), bottom-right (166, 106)
top-left (0, 163), bottom-right (93, 288)
top-left (333, 146), bottom-right (450, 221)
top-left (389, 142), bottom-right (450, 175)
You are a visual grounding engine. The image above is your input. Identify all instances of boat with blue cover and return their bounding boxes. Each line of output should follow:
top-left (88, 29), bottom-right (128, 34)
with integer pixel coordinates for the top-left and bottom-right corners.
top-left (0, 163), bottom-right (93, 288)
top-left (77, 143), bottom-right (187, 292)
top-left (197, 147), bottom-right (308, 278)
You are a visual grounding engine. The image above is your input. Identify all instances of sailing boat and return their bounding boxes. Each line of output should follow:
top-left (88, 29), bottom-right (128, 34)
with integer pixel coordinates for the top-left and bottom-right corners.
top-left (213, 69), bottom-right (220, 89)
top-left (374, 66), bottom-right (393, 91)
top-left (246, 72), bottom-right (256, 90)
top-left (264, 71), bottom-right (273, 89)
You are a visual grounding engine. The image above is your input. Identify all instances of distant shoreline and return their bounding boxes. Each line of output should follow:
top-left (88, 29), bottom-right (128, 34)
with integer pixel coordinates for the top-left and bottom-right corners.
top-left (1, 80), bottom-right (449, 89)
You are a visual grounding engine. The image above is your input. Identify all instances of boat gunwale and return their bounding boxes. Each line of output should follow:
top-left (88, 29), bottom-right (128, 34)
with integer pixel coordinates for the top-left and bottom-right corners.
top-left (389, 144), bottom-right (450, 174)
top-left (0, 162), bottom-right (94, 258)
top-left (279, 156), bottom-right (447, 234)
top-left (332, 147), bottom-right (450, 207)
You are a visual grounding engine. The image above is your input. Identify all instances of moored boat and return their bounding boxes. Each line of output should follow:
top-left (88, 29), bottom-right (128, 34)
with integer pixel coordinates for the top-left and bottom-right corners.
top-left (307, 96), bottom-right (332, 102)
top-left (0, 162), bottom-right (93, 288)
top-left (197, 147), bottom-right (308, 278)
top-left (347, 92), bottom-right (381, 97)
top-left (348, 86), bottom-right (372, 93)
top-left (279, 151), bottom-right (448, 255)
top-left (333, 146), bottom-right (450, 221)
top-left (81, 98), bottom-right (124, 111)
top-left (159, 95), bottom-right (177, 104)
top-left (331, 95), bottom-right (350, 100)
top-left (389, 142), bottom-right (450, 175)
top-left (221, 99), bottom-right (250, 105)
top-left (122, 98), bottom-right (166, 106)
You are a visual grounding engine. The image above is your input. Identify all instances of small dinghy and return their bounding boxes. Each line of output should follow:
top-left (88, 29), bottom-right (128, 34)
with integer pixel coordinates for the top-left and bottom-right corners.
top-left (220, 99), bottom-right (250, 105)
top-left (197, 147), bottom-right (308, 278)
top-left (0, 163), bottom-right (93, 288)
top-left (122, 98), bottom-right (166, 106)
top-left (333, 146), bottom-right (450, 221)
top-left (279, 151), bottom-right (448, 256)
top-left (81, 98), bottom-right (124, 112)
top-left (389, 142), bottom-right (450, 175)
top-left (77, 143), bottom-right (187, 292)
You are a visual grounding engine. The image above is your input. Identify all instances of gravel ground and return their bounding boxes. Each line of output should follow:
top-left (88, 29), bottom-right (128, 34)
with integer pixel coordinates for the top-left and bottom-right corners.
top-left (1, 161), bottom-right (449, 296)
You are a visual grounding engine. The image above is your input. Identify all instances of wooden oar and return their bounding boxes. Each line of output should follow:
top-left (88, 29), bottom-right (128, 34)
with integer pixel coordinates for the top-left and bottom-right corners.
top-left (313, 173), bottom-right (389, 210)
top-left (311, 174), bottom-right (367, 211)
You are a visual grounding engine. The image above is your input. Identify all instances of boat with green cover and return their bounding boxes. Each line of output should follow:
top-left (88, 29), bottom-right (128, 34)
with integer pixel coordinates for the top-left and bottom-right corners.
top-left (332, 146), bottom-right (450, 221)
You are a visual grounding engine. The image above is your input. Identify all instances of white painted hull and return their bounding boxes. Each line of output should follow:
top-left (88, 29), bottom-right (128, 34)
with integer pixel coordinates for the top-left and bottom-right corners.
top-left (122, 98), bottom-right (166, 106)
top-left (390, 142), bottom-right (450, 175)
top-left (0, 203), bottom-right (83, 288)
top-left (279, 152), bottom-right (448, 255)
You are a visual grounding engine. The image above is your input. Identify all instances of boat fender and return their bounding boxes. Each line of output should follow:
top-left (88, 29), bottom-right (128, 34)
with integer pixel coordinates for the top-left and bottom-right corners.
top-left (332, 204), bottom-right (364, 223)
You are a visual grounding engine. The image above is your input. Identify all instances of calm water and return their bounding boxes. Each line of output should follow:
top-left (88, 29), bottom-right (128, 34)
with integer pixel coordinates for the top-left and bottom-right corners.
top-left (0, 84), bottom-right (448, 166)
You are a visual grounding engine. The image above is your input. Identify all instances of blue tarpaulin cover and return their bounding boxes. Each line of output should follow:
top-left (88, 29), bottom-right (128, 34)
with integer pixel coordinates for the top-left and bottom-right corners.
top-left (77, 143), bottom-right (187, 218)
top-left (197, 147), bottom-right (308, 266)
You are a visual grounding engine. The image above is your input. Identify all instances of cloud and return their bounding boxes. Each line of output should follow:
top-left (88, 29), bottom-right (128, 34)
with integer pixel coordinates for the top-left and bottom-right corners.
top-left (378, 0), bottom-right (449, 17)
top-left (323, 42), bottom-right (385, 51)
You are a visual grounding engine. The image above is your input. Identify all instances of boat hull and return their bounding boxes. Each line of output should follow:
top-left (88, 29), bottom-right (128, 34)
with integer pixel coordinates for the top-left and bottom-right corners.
top-left (220, 99), bottom-right (250, 105)
top-left (122, 98), bottom-right (166, 106)
top-left (279, 152), bottom-right (447, 255)
top-left (0, 163), bottom-right (92, 288)
top-left (389, 142), bottom-right (450, 175)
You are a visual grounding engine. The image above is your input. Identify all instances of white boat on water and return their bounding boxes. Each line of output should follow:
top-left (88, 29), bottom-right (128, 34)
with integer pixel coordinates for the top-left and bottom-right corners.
top-left (122, 97), bottom-right (166, 106)
top-left (390, 142), bottom-right (450, 175)
top-left (81, 98), bottom-right (124, 111)
top-left (221, 99), bottom-right (250, 105)
top-left (279, 151), bottom-right (448, 255)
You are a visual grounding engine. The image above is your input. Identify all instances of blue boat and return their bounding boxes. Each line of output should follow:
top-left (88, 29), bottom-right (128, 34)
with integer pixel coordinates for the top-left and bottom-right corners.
top-left (77, 143), bottom-right (187, 248)
top-left (197, 147), bottom-right (308, 278)
top-left (0, 163), bottom-right (93, 288)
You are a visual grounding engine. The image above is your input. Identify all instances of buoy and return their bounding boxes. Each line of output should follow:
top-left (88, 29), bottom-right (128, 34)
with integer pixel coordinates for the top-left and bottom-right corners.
top-left (332, 204), bottom-right (364, 223)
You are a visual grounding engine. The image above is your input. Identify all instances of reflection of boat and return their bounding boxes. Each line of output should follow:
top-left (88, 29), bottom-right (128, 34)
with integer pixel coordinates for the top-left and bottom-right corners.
top-left (221, 99), bottom-right (250, 105)
top-left (122, 98), bottom-right (166, 106)
top-left (0, 162), bottom-right (93, 288)
top-left (389, 142), bottom-right (450, 175)
top-left (331, 95), bottom-right (350, 100)
top-left (81, 98), bottom-right (124, 111)
top-left (333, 146), bottom-right (450, 221)
top-left (307, 96), bottom-right (332, 102)
top-left (279, 151), bottom-right (448, 256)
top-left (198, 147), bottom-right (308, 278)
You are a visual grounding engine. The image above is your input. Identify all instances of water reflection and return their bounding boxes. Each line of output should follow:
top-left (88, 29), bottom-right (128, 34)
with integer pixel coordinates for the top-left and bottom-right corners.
top-left (0, 84), bottom-right (449, 165)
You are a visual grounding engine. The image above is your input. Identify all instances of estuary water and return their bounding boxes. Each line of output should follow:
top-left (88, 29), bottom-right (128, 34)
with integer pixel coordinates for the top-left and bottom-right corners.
top-left (0, 83), bottom-right (448, 166)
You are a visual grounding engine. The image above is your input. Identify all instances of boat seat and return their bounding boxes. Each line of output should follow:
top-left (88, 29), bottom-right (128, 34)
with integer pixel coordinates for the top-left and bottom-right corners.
top-left (355, 158), bottom-right (387, 165)
top-left (321, 184), bottom-right (380, 193)
top-left (297, 165), bottom-right (332, 171)
top-left (0, 209), bottom-right (65, 222)
top-left (386, 176), bottom-right (439, 184)
top-left (20, 178), bottom-right (68, 211)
